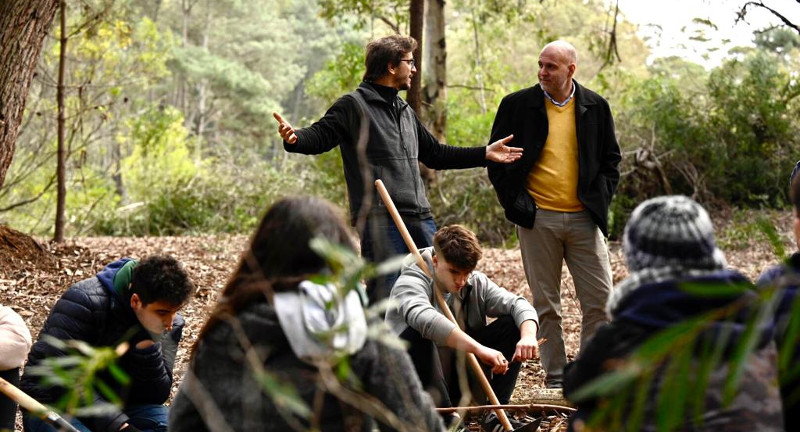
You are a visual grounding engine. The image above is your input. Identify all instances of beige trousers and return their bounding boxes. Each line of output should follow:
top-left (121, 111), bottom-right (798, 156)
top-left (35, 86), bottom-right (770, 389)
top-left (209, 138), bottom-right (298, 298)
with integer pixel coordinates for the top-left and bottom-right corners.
top-left (517, 209), bottom-right (613, 386)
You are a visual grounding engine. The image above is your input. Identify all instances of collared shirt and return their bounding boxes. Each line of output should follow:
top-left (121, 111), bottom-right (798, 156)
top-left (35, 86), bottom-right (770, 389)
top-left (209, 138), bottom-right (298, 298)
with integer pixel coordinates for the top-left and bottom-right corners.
top-left (543, 80), bottom-right (576, 107)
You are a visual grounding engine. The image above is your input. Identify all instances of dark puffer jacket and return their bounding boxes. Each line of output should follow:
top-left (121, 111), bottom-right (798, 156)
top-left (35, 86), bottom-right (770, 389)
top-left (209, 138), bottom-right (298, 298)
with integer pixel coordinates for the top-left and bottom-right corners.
top-left (21, 258), bottom-right (184, 432)
top-left (758, 252), bottom-right (800, 430)
top-left (563, 269), bottom-right (784, 431)
top-left (168, 301), bottom-right (444, 432)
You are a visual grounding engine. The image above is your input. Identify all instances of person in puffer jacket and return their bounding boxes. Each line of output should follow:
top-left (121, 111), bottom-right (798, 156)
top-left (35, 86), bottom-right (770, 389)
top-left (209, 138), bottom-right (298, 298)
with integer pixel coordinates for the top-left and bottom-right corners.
top-left (563, 195), bottom-right (784, 431)
top-left (169, 196), bottom-right (444, 432)
top-left (756, 162), bottom-right (800, 430)
top-left (21, 256), bottom-right (194, 432)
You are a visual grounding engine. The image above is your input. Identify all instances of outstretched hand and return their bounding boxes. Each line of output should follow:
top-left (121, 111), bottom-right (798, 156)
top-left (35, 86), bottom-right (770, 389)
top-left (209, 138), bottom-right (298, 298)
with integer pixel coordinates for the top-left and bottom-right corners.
top-left (486, 134), bottom-right (522, 163)
top-left (273, 112), bottom-right (297, 144)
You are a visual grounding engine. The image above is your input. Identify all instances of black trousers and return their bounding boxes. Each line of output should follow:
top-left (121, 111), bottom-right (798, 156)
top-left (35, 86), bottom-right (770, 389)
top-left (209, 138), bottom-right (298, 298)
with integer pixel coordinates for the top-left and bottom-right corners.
top-left (400, 316), bottom-right (522, 407)
top-left (0, 367), bottom-right (20, 431)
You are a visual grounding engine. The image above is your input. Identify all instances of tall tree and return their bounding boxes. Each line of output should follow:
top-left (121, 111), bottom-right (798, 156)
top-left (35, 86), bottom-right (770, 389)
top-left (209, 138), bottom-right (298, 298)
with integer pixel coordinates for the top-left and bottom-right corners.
top-left (0, 0), bottom-right (60, 189)
top-left (54, 0), bottom-right (68, 242)
top-left (423, 0), bottom-right (447, 142)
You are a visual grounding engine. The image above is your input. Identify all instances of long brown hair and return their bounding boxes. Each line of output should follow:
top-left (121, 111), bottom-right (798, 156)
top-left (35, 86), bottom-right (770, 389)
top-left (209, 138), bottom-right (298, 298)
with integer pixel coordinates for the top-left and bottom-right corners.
top-left (192, 196), bottom-right (357, 356)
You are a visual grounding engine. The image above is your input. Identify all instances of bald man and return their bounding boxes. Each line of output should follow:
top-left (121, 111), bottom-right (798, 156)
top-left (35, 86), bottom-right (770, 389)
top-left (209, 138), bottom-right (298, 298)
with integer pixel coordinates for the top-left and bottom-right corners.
top-left (486, 40), bottom-right (621, 388)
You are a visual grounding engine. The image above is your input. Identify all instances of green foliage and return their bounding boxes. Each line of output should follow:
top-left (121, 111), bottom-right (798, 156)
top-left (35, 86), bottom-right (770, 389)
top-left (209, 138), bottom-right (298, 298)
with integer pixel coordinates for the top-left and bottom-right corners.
top-left (571, 280), bottom-right (781, 432)
top-left (25, 336), bottom-right (129, 417)
top-left (305, 42), bottom-right (365, 106)
top-left (717, 209), bottom-right (787, 259)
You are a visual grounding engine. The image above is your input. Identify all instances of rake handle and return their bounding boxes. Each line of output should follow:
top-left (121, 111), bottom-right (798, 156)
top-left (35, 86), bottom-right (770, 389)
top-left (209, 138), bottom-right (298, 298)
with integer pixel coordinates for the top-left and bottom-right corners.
top-left (374, 179), bottom-right (514, 431)
top-left (0, 376), bottom-right (80, 432)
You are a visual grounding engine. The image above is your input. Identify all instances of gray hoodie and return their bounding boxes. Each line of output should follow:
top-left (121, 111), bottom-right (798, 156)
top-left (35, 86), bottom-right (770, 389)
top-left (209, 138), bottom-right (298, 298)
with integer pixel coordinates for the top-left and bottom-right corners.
top-left (385, 247), bottom-right (538, 344)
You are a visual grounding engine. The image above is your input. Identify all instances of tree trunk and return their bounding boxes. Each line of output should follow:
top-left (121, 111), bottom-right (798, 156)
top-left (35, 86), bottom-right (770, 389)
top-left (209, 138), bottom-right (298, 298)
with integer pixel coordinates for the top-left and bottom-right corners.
top-left (0, 0), bottom-right (60, 190)
top-left (409, 0), bottom-right (436, 184)
top-left (407, 0), bottom-right (424, 114)
top-left (423, 0), bottom-right (447, 142)
top-left (54, 0), bottom-right (67, 242)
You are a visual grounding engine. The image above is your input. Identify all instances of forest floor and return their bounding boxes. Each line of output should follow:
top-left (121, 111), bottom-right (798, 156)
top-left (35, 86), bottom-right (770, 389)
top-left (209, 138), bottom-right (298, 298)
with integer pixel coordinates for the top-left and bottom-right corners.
top-left (0, 208), bottom-right (794, 431)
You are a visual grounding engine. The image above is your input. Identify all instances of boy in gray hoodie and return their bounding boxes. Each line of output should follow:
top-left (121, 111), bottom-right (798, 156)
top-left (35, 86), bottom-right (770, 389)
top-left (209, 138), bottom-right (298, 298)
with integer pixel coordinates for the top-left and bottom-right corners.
top-left (386, 225), bottom-right (539, 419)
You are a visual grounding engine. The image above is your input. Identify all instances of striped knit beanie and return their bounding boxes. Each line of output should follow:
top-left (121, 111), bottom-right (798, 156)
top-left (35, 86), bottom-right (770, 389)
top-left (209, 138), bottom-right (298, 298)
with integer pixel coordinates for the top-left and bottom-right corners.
top-left (623, 195), bottom-right (726, 272)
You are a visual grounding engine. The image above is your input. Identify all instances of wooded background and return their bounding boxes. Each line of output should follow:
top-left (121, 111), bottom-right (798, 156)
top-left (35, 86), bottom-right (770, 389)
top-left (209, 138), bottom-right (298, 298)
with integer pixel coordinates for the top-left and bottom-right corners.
top-left (0, 0), bottom-right (798, 244)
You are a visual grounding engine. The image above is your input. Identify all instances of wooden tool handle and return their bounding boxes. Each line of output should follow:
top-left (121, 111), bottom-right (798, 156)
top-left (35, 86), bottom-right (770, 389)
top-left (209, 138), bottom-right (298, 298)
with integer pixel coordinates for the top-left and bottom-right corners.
top-left (0, 376), bottom-right (80, 432)
top-left (374, 179), bottom-right (514, 431)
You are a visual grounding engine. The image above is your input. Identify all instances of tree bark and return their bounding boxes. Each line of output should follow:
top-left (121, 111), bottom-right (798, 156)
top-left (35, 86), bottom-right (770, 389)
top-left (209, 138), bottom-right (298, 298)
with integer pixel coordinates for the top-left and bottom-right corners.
top-left (407, 0), bottom-right (424, 114)
top-left (409, 0), bottom-right (436, 185)
top-left (54, 0), bottom-right (67, 242)
top-left (0, 0), bottom-right (60, 189)
top-left (423, 0), bottom-right (447, 142)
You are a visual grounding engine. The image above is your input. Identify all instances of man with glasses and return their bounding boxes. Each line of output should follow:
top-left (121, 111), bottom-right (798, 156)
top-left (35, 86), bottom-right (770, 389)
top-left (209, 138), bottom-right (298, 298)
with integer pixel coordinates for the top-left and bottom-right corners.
top-left (273, 35), bottom-right (521, 305)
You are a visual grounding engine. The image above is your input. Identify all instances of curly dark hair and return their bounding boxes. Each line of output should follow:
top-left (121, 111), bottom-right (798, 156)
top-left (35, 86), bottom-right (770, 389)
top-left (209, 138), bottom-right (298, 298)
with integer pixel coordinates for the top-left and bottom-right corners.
top-left (363, 34), bottom-right (417, 82)
top-left (130, 255), bottom-right (194, 306)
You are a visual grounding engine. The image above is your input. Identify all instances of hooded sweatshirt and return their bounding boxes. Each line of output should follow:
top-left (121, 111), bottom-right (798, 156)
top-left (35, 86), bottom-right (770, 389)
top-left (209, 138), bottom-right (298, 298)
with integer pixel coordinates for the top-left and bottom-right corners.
top-left (385, 247), bottom-right (538, 345)
top-left (169, 286), bottom-right (444, 432)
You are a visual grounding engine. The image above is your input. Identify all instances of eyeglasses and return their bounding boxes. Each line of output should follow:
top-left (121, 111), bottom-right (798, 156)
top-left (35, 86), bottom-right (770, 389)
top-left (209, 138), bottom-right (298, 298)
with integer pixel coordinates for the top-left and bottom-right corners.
top-left (399, 58), bottom-right (416, 67)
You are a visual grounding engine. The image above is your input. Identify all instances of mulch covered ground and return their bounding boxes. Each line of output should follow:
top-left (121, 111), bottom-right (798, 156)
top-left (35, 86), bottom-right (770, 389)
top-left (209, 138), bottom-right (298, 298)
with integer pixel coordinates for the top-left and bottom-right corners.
top-left (0, 209), bottom-right (793, 431)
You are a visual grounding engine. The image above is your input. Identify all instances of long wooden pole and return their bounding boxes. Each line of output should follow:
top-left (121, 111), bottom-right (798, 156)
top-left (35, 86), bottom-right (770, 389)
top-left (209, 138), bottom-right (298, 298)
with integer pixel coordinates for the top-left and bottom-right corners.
top-left (375, 179), bottom-right (515, 431)
top-left (0, 377), bottom-right (80, 432)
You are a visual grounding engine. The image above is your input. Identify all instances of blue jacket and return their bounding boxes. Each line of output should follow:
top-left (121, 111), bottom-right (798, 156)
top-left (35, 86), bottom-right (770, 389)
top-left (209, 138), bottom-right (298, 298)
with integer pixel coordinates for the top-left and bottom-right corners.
top-left (758, 252), bottom-right (800, 430)
top-left (21, 258), bottom-right (184, 432)
top-left (564, 269), bottom-right (784, 431)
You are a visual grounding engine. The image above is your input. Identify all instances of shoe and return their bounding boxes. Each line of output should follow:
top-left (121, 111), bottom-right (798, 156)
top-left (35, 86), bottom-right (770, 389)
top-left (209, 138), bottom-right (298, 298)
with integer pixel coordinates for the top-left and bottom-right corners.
top-left (480, 412), bottom-right (541, 432)
top-left (444, 412), bottom-right (466, 431)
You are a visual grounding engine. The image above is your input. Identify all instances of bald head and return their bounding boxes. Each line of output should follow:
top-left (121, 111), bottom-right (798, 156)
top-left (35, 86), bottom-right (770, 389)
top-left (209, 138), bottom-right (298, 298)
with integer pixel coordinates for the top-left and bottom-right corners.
top-left (538, 40), bottom-right (577, 102)
top-left (540, 40), bottom-right (578, 65)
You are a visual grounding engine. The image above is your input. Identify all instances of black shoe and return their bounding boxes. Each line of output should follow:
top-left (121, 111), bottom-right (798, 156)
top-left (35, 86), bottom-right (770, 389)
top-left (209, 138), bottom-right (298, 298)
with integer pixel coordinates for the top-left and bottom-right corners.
top-left (480, 412), bottom-right (541, 432)
top-left (444, 412), bottom-right (466, 431)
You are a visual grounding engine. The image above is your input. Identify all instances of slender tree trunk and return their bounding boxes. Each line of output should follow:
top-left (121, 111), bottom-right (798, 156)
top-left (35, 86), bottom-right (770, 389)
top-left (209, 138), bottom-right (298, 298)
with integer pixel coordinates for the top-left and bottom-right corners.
top-left (194, 3), bottom-right (212, 162)
top-left (0, 0), bottom-right (60, 190)
top-left (54, 0), bottom-right (67, 242)
top-left (423, 0), bottom-right (447, 142)
top-left (409, 0), bottom-right (436, 184)
top-left (471, 11), bottom-right (487, 114)
top-left (408, 0), bottom-right (424, 113)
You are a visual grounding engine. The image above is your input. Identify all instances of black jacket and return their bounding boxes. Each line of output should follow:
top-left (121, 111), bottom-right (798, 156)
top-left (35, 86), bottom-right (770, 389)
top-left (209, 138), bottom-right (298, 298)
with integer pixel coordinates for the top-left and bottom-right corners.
top-left (169, 301), bottom-right (444, 432)
top-left (487, 81), bottom-right (621, 235)
top-left (285, 81), bottom-right (486, 223)
top-left (21, 259), bottom-right (184, 432)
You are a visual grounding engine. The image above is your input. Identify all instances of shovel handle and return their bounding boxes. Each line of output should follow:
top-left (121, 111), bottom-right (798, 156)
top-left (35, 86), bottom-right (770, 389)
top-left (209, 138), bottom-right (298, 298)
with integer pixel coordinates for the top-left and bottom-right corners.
top-left (374, 179), bottom-right (515, 431)
top-left (0, 376), bottom-right (80, 432)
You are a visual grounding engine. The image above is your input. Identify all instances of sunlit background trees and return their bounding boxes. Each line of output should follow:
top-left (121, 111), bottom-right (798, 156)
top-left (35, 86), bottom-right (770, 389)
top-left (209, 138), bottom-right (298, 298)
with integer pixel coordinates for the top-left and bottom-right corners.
top-left (1, 0), bottom-right (797, 243)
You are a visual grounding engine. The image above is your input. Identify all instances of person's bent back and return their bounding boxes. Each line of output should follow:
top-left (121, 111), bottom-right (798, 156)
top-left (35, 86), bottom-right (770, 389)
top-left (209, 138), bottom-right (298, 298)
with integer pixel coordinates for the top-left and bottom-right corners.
top-left (21, 256), bottom-right (193, 432)
top-left (169, 196), bottom-right (444, 432)
top-left (756, 164), bottom-right (800, 430)
top-left (563, 196), bottom-right (784, 431)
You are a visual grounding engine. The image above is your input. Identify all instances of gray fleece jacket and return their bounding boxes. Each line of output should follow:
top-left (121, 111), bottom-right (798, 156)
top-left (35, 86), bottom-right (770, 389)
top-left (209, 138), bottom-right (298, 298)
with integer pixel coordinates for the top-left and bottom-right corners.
top-left (385, 247), bottom-right (538, 344)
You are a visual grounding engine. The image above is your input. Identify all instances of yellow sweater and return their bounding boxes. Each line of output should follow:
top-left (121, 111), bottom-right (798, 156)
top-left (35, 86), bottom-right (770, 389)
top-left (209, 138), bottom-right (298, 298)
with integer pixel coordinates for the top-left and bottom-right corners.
top-left (525, 99), bottom-right (584, 212)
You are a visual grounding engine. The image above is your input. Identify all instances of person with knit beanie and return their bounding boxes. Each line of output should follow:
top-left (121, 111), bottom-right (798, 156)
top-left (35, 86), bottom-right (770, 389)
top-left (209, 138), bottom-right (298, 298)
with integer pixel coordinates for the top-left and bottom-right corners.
top-left (563, 195), bottom-right (784, 431)
top-left (756, 161), bottom-right (800, 430)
